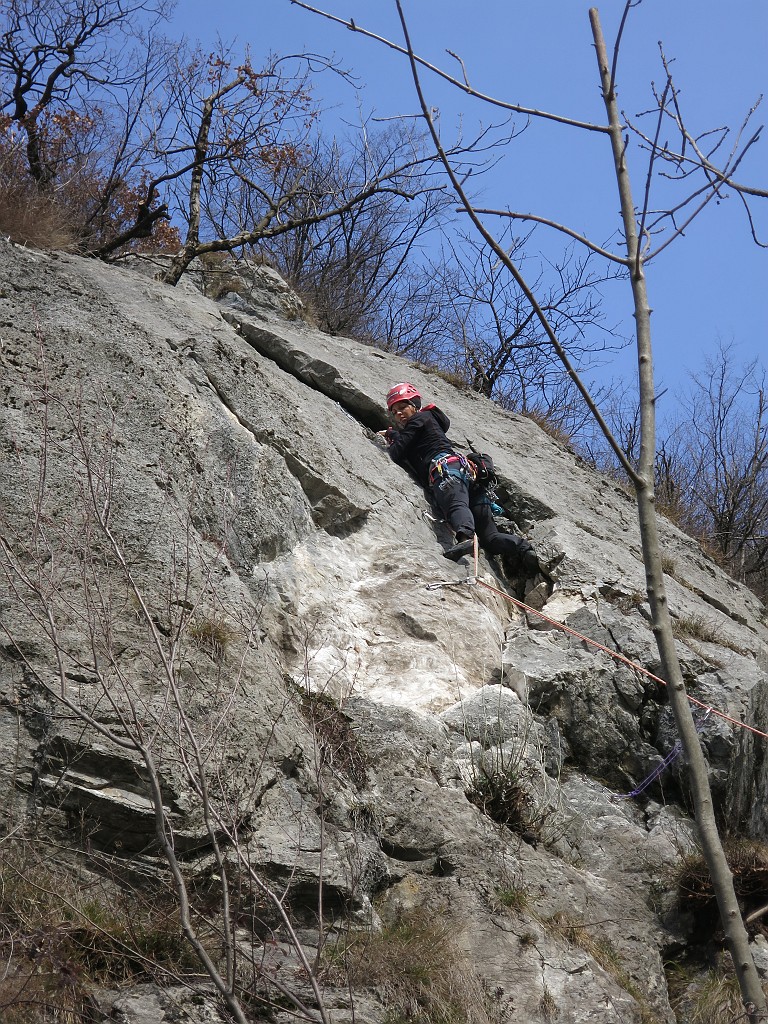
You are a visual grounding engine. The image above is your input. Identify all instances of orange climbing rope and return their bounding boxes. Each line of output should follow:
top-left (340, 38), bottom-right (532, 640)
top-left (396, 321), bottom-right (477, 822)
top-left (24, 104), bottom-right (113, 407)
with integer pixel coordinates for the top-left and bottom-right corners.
top-left (427, 564), bottom-right (768, 742)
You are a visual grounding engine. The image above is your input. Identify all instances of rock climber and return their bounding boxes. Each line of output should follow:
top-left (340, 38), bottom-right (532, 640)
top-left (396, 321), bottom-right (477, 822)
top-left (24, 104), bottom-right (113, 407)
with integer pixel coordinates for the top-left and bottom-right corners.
top-left (379, 382), bottom-right (542, 573)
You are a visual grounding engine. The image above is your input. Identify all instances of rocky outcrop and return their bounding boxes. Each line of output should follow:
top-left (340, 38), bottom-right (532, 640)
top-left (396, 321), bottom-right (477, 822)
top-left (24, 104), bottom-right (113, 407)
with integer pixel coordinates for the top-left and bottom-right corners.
top-left (1, 244), bottom-right (767, 1023)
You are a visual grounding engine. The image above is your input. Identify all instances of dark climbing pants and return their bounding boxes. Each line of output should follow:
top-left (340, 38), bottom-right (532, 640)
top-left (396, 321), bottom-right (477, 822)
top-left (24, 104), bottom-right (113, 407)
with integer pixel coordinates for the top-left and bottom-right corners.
top-left (431, 475), bottom-right (475, 539)
top-left (471, 501), bottom-right (538, 574)
top-left (431, 479), bottom-right (539, 574)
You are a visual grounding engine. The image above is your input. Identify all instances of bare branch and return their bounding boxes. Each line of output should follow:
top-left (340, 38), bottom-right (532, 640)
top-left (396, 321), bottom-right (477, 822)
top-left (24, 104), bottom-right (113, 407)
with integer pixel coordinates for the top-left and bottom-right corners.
top-left (468, 207), bottom-right (628, 264)
top-left (609, 1), bottom-right (641, 100)
top-left (289, 0), bottom-right (612, 134)
top-left (636, 73), bottom-right (672, 267)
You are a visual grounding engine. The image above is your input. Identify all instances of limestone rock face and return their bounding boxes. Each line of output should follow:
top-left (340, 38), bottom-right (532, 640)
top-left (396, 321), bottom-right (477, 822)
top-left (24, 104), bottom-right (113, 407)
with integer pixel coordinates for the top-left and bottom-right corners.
top-left (1, 242), bottom-right (767, 1023)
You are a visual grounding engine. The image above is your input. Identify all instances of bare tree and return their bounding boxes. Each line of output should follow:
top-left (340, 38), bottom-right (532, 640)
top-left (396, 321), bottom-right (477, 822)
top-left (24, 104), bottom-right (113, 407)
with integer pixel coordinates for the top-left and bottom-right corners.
top-left (411, 229), bottom-right (622, 440)
top-left (588, 343), bottom-right (768, 599)
top-left (437, 231), bottom-right (619, 399)
top-left (0, 0), bottom-right (177, 248)
top-left (0, 0), bottom-right (172, 185)
top-left (0, 6), bottom-right (473, 284)
top-left (262, 121), bottom-right (452, 336)
top-left (361, 259), bottom-right (451, 359)
top-left (142, 43), bottom-right (475, 288)
top-left (291, 0), bottom-right (768, 1017)
top-left (672, 344), bottom-right (768, 592)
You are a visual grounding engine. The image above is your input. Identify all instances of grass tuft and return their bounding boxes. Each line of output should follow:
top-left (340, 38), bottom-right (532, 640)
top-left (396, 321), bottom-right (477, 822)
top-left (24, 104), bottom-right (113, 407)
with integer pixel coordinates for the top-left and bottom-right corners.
top-left (661, 554), bottom-right (677, 577)
top-left (187, 614), bottom-right (236, 662)
top-left (331, 908), bottom-right (499, 1024)
top-left (667, 961), bottom-right (744, 1024)
top-left (466, 765), bottom-right (546, 843)
top-left (672, 613), bottom-right (724, 645)
top-left (494, 884), bottom-right (529, 913)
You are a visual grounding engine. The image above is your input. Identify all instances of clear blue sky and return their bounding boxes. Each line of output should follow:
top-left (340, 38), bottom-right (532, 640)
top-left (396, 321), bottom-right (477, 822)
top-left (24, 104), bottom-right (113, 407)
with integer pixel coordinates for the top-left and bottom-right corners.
top-left (168, 0), bottom-right (766, 399)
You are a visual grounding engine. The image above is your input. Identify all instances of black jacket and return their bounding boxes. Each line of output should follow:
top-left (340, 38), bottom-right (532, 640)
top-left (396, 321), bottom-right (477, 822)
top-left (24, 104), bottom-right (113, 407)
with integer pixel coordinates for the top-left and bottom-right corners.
top-left (387, 406), bottom-right (455, 487)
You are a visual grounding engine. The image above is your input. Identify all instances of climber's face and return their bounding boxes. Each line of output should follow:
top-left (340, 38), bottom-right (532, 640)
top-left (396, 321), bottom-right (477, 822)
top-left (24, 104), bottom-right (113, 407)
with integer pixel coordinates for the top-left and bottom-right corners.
top-left (391, 400), bottom-right (417, 426)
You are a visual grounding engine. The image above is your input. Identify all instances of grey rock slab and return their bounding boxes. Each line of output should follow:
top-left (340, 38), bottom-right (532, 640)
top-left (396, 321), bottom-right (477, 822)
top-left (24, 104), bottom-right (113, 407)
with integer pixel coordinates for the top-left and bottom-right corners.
top-left (2, 243), bottom-right (768, 1024)
top-left (95, 983), bottom-right (228, 1024)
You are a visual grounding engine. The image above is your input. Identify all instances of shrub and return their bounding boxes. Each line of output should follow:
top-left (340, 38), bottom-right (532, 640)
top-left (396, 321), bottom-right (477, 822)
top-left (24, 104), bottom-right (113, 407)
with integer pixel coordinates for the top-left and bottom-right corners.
top-left (0, 840), bottom-right (203, 1022)
top-left (467, 765), bottom-right (545, 843)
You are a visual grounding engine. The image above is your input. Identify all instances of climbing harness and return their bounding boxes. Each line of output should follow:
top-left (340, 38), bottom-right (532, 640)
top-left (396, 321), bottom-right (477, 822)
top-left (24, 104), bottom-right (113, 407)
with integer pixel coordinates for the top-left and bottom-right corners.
top-left (428, 452), bottom-right (477, 486)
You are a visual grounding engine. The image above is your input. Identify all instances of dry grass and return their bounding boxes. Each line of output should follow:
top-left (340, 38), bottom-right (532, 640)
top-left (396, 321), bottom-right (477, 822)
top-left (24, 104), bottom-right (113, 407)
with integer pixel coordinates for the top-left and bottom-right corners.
top-left (546, 912), bottom-right (622, 975)
top-left (672, 613), bottom-right (724, 645)
top-left (671, 613), bottom-right (747, 656)
top-left (196, 251), bottom-right (249, 301)
top-left (544, 912), bottom-right (661, 1023)
top-left (466, 765), bottom-right (548, 844)
top-left (667, 962), bottom-right (746, 1024)
top-left (677, 839), bottom-right (768, 915)
top-left (332, 908), bottom-right (499, 1024)
top-left (539, 987), bottom-right (558, 1021)
top-left (661, 553), bottom-right (677, 577)
top-left (521, 409), bottom-right (575, 450)
top-left (296, 687), bottom-right (368, 787)
top-left (0, 183), bottom-right (77, 251)
top-left (603, 588), bottom-right (647, 614)
top-left (412, 363), bottom-right (472, 391)
top-left (187, 614), bottom-right (237, 662)
top-left (0, 840), bottom-right (201, 1023)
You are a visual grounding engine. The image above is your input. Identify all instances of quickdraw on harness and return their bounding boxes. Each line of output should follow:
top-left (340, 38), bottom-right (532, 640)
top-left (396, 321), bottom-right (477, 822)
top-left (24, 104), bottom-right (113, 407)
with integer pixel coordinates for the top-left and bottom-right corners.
top-left (428, 451), bottom-right (477, 486)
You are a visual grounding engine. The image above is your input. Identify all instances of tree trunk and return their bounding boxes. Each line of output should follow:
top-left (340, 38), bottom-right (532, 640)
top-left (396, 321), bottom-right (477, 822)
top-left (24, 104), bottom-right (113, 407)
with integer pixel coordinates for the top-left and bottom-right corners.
top-left (590, 9), bottom-right (767, 1019)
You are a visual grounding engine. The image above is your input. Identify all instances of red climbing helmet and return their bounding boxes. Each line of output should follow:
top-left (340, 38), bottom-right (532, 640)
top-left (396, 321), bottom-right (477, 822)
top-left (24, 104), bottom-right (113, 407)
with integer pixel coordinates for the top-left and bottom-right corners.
top-left (386, 382), bottom-right (422, 410)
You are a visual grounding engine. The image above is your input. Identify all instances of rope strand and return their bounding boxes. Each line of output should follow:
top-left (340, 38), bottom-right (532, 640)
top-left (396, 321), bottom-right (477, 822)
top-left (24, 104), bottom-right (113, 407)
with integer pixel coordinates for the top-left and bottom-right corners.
top-left (428, 572), bottom-right (768, 742)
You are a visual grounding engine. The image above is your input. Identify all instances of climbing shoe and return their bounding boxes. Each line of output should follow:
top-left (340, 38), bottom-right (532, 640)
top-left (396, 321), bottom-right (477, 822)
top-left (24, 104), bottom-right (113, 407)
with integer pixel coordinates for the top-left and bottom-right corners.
top-left (443, 538), bottom-right (475, 562)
